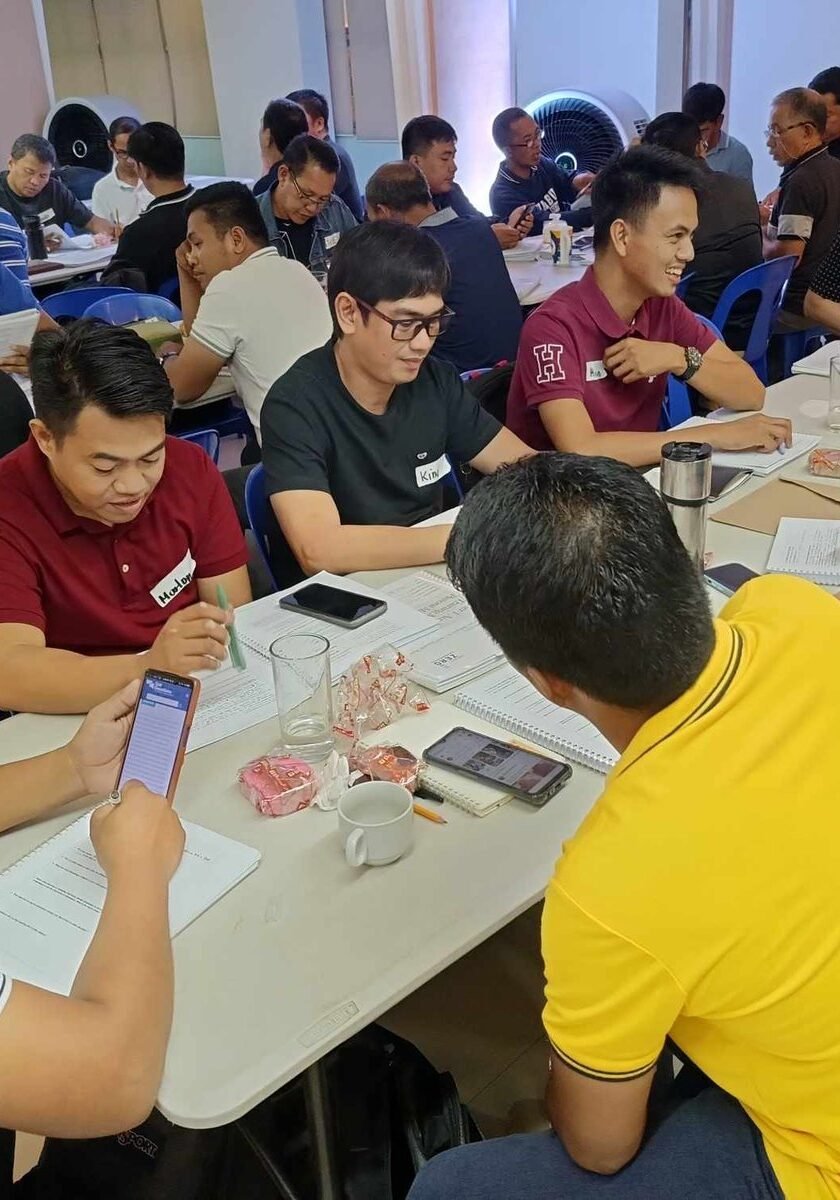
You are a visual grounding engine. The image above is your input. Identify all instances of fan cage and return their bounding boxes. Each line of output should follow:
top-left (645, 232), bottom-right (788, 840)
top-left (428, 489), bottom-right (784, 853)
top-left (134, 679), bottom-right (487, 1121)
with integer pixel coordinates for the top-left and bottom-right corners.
top-left (531, 96), bottom-right (625, 174)
top-left (48, 104), bottom-right (112, 172)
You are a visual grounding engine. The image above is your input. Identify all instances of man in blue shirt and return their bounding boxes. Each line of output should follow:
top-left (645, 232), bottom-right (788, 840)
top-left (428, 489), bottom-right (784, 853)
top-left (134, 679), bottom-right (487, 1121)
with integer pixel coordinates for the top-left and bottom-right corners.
top-left (682, 83), bottom-right (754, 184)
top-left (0, 262), bottom-right (57, 376)
top-left (489, 107), bottom-right (592, 233)
top-left (0, 208), bottom-right (28, 281)
top-left (366, 162), bottom-right (522, 374)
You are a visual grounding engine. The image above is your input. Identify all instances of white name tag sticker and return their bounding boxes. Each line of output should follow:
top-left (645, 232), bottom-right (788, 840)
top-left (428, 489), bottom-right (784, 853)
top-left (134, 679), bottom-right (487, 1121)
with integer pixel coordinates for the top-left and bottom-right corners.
top-left (415, 453), bottom-right (449, 488)
top-left (324, 232), bottom-right (341, 249)
top-left (585, 360), bottom-right (608, 382)
top-left (39, 208), bottom-right (56, 224)
top-left (150, 550), bottom-right (196, 608)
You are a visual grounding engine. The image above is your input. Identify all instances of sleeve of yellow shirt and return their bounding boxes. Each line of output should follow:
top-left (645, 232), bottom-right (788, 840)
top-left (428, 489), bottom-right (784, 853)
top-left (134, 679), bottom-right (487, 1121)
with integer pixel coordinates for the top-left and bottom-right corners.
top-left (542, 879), bottom-right (686, 1080)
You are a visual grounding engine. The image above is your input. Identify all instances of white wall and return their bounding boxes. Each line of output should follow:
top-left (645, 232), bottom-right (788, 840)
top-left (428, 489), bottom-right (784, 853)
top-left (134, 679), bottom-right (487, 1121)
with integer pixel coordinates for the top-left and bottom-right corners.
top-left (728, 0), bottom-right (840, 198)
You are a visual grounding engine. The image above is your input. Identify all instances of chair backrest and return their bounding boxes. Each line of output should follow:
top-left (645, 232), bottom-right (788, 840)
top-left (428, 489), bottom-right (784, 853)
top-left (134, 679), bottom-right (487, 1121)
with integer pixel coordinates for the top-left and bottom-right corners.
top-left (244, 464), bottom-right (279, 589)
top-left (463, 362), bottom-right (515, 424)
top-left (663, 314), bottom-right (723, 428)
top-left (158, 276), bottom-right (180, 302)
top-left (41, 286), bottom-right (134, 321)
top-left (711, 256), bottom-right (797, 375)
top-left (83, 293), bottom-right (183, 324)
top-left (179, 429), bottom-right (220, 464)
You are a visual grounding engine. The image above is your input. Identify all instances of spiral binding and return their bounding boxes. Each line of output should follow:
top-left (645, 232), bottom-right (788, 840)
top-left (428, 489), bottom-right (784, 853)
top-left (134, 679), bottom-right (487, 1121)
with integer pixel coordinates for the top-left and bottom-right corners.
top-left (454, 696), bottom-right (614, 775)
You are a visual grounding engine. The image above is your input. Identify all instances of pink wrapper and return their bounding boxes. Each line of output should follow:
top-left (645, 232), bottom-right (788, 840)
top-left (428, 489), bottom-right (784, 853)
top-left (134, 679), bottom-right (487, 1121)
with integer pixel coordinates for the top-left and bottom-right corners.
top-left (333, 648), bottom-right (430, 747)
top-left (238, 755), bottom-right (317, 817)
top-left (808, 448), bottom-right (840, 478)
top-left (349, 744), bottom-right (420, 792)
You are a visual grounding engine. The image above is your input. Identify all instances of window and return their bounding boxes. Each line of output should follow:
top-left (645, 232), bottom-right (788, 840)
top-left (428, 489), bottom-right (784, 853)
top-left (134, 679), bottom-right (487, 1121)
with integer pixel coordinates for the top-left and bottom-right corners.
top-left (323, 0), bottom-right (398, 139)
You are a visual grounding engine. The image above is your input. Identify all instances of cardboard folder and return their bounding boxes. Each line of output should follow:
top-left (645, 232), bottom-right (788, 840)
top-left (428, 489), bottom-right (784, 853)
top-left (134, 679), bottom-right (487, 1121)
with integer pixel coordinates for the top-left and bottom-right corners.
top-left (711, 475), bottom-right (840, 536)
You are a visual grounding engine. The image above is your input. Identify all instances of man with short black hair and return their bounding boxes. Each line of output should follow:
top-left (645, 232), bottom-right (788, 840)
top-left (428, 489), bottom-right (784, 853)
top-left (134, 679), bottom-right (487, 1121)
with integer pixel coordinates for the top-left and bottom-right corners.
top-left (366, 161), bottom-right (522, 372)
top-left (164, 182), bottom-right (331, 440)
top-left (287, 88), bottom-right (363, 220)
top-left (0, 134), bottom-right (112, 241)
top-left (260, 221), bottom-right (533, 577)
top-left (506, 145), bottom-right (776, 464)
top-left (0, 320), bottom-right (250, 715)
top-left (809, 66), bottom-right (840, 159)
top-left (408, 451), bottom-right (840, 1200)
top-left (682, 82), bottom-right (753, 183)
top-left (102, 122), bottom-right (193, 294)
top-left (256, 133), bottom-right (356, 274)
top-left (91, 115), bottom-right (151, 227)
top-left (489, 107), bottom-right (591, 233)
top-left (761, 87), bottom-right (840, 330)
top-left (253, 97), bottom-right (309, 198)
top-left (401, 115), bottom-right (531, 248)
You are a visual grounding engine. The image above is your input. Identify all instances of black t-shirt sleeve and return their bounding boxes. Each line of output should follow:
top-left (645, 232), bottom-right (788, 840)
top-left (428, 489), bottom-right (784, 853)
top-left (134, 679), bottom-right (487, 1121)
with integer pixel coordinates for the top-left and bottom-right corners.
top-left (439, 363), bottom-right (502, 461)
top-left (54, 180), bottom-right (93, 229)
top-left (809, 230), bottom-right (840, 301)
top-left (261, 375), bottom-right (331, 497)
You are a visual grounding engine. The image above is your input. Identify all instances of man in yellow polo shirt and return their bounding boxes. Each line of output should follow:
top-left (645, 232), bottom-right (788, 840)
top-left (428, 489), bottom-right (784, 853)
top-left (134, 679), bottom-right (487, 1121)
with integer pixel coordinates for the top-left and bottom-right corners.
top-left (410, 453), bottom-right (840, 1200)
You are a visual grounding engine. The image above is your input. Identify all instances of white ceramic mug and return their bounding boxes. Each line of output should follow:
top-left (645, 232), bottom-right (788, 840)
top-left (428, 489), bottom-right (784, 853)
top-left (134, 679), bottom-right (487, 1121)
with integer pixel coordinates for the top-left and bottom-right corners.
top-left (338, 782), bottom-right (414, 867)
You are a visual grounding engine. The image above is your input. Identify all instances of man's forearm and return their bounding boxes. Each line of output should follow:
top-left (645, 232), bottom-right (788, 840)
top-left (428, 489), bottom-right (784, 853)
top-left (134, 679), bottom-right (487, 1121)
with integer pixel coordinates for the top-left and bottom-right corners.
top-left (0, 746), bottom-right (87, 833)
top-left (0, 645), bottom-right (143, 714)
top-left (178, 272), bottom-right (203, 335)
top-left (804, 290), bottom-right (840, 334)
top-left (692, 358), bottom-right (764, 411)
top-left (291, 523), bottom-right (451, 575)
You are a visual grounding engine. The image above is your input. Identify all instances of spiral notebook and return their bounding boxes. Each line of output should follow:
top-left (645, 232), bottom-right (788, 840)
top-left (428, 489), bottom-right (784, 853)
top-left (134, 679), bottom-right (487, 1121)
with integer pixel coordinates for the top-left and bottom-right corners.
top-left (765, 517), bottom-right (840, 585)
top-left (453, 664), bottom-right (618, 775)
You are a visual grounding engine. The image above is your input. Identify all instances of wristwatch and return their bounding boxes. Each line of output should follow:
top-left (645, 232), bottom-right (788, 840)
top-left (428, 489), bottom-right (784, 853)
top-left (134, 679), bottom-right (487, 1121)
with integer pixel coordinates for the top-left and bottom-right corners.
top-left (677, 346), bottom-right (703, 383)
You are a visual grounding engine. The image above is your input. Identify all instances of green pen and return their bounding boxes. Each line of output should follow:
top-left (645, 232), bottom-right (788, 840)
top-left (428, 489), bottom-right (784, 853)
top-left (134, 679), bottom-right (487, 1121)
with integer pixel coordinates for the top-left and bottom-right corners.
top-left (216, 584), bottom-right (246, 671)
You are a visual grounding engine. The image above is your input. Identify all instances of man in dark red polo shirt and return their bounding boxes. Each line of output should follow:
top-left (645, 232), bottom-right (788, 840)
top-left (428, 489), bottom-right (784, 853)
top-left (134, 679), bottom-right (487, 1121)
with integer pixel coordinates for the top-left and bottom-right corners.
top-left (0, 321), bottom-right (251, 714)
top-left (506, 145), bottom-right (791, 468)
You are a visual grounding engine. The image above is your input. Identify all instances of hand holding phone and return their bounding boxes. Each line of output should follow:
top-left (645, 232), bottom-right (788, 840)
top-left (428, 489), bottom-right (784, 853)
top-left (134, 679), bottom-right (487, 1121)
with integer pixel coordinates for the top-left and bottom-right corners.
top-left (66, 678), bottom-right (142, 798)
top-left (114, 670), bottom-right (200, 801)
top-left (91, 781), bottom-right (185, 883)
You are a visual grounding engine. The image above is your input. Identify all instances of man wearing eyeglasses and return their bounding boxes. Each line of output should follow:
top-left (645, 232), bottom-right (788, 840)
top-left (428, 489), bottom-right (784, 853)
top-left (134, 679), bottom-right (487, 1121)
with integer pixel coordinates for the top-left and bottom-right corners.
top-left (256, 134), bottom-right (356, 278)
top-left (260, 221), bottom-right (534, 578)
top-left (91, 116), bottom-right (152, 230)
top-left (489, 108), bottom-right (593, 234)
top-left (761, 87), bottom-right (840, 332)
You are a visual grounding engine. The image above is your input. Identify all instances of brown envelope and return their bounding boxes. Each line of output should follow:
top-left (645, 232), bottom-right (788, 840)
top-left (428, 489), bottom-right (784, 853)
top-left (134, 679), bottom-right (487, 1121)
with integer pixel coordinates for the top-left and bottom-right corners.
top-left (711, 476), bottom-right (840, 535)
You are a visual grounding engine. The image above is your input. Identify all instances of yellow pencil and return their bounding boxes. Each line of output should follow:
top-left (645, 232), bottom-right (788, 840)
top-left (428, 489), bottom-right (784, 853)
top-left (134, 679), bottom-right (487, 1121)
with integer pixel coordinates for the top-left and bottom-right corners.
top-left (413, 802), bottom-right (448, 825)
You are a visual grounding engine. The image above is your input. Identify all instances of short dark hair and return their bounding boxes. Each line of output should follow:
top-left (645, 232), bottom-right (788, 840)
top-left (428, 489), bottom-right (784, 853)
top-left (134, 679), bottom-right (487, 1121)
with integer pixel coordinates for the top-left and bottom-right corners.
top-left (809, 66), bottom-right (840, 101)
top-left (591, 144), bottom-right (703, 251)
top-left (282, 133), bottom-right (339, 177)
top-left (127, 122), bottom-right (184, 180)
top-left (30, 320), bottom-right (173, 443)
top-left (286, 88), bottom-right (329, 129)
top-left (773, 86), bottom-right (827, 136)
top-left (491, 107), bottom-right (530, 150)
top-left (682, 82), bottom-right (726, 124)
top-left (10, 134), bottom-right (56, 166)
top-left (445, 454), bottom-right (715, 710)
top-left (401, 115), bottom-right (457, 159)
top-left (327, 221), bottom-right (450, 339)
top-left (108, 115), bottom-right (141, 142)
top-left (186, 182), bottom-right (268, 246)
top-left (262, 98), bottom-right (308, 155)
top-left (365, 161), bottom-right (433, 213)
top-left (642, 112), bottom-right (702, 160)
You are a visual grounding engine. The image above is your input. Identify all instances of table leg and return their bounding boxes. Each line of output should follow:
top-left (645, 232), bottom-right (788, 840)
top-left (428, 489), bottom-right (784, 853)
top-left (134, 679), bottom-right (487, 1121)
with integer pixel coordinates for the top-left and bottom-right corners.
top-left (304, 1059), bottom-right (341, 1200)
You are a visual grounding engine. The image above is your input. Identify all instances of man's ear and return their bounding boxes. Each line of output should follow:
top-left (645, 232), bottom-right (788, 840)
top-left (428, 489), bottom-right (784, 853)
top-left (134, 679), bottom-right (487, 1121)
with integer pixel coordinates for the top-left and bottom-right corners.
top-left (333, 291), bottom-right (361, 336)
top-left (408, 153), bottom-right (423, 170)
top-left (525, 666), bottom-right (577, 710)
top-left (610, 217), bottom-right (630, 259)
top-left (29, 418), bottom-right (56, 460)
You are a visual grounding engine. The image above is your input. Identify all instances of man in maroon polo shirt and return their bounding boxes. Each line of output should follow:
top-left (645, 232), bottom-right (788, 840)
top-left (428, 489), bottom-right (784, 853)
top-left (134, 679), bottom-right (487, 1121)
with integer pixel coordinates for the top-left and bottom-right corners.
top-left (0, 321), bottom-right (251, 715)
top-left (507, 145), bottom-right (791, 468)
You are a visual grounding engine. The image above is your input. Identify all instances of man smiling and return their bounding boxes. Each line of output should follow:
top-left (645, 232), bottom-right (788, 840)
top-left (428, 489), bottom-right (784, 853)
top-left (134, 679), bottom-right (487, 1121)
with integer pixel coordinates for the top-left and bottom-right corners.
top-left (506, 146), bottom-right (779, 466)
top-left (0, 321), bottom-right (250, 715)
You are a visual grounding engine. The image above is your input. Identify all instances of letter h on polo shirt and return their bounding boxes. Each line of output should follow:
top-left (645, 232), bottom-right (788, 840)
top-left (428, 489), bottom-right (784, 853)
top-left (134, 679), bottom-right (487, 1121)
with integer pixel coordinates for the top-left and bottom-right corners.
top-left (533, 343), bottom-right (566, 385)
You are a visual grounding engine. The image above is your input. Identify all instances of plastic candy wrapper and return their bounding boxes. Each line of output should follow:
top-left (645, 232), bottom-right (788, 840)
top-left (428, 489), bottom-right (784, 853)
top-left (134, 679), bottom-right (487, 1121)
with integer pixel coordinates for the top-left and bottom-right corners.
top-left (808, 448), bottom-right (840, 478)
top-left (349, 744), bottom-right (421, 793)
top-left (333, 647), bottom-right (430, 748)
top-left (312, 751), bottom-right (351, 811)
top-left (238, 755), bottom-right (318, 817)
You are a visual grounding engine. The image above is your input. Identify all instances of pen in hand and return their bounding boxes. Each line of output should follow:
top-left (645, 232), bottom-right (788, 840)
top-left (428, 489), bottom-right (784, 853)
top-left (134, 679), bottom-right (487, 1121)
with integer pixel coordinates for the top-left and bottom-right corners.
top-left (215, 584), bottom-right (246, 670)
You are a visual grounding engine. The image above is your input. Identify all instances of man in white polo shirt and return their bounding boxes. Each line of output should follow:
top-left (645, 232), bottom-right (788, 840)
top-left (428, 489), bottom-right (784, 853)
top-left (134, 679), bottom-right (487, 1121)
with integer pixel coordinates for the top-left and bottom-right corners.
top-left (163, 181), bottom-right (332, 442)
top-left (90, 115), bottom-right (152, 228)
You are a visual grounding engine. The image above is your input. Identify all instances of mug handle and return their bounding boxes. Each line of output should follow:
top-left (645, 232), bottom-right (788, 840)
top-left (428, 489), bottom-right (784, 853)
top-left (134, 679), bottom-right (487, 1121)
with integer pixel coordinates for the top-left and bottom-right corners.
top-left (345, 828), bottom-right (367, 867)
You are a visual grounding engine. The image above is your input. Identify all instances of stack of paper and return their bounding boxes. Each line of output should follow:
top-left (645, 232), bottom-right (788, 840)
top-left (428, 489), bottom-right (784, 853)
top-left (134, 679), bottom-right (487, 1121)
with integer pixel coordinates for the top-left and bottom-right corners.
top-left (765, 517), bottom-right (840, 585)
top-left (791, 341), bottom-right (840, 378)
top-left (673, 416), bottom-right (820, 476)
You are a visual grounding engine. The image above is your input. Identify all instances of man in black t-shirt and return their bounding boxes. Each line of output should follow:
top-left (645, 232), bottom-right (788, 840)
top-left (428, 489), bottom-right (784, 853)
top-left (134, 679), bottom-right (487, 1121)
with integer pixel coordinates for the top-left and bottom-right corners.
top-left (808, 67), bottom-right (840, 160)
top-left (0, 134), bottom-right (113, 241)
top-left (260, 221), bottom-right (533, 576)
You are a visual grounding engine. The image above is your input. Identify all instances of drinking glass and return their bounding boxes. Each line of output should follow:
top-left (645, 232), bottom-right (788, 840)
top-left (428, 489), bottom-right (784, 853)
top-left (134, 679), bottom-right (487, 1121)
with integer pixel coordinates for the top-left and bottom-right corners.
top-left (829, 356), bottom-right (840, 431)
top-left (270, 634), bottom-right (334, 762)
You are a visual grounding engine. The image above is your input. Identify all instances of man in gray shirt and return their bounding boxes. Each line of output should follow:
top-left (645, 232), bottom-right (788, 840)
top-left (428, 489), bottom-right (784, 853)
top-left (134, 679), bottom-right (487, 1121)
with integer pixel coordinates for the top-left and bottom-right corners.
top-left (683, 83), bottom-right (753, 185)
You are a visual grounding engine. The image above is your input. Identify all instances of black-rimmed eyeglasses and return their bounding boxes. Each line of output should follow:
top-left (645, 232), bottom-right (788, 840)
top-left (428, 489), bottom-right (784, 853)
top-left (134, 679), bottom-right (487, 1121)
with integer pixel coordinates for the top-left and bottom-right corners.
top-left (354, 298), bottom-right (455, 341)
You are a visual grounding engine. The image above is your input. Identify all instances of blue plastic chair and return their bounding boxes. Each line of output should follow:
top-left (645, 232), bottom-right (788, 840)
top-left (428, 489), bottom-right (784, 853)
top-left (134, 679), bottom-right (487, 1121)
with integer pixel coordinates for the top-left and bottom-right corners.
top-left (663, 314), bottom-right (723, 429)
top-left (158, 276), bottom-right (180, 302)
top-left (41, 286), bottom-right (134, 321)
top-left (83, 293), bottom-right (183, 324)
top-left (776, 325), bottom-right (829, 381)
top-left (179, 429), bottom-right (220, 464)
top-left (244, 464), bottom-right (279, 590)
top-left (707, 256), bottom-right (797, 384)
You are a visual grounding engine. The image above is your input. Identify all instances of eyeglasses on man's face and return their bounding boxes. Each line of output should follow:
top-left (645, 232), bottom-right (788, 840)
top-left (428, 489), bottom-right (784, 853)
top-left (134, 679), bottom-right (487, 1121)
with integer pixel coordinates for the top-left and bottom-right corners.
top-left (289, 171), bottom-right (332, 210)
top-left (353, 298), bottom-right (455, 341)
top-left (508, 128), bottom-right (544, 150)
top-left (764, 121), bottom-right (811, 140)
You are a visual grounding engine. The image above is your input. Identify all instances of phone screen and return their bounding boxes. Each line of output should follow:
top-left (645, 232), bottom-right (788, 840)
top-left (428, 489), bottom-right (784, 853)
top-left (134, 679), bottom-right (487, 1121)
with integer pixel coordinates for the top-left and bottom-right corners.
top-left (704, 562), bottom-right (760, 596)
top-left (117, 672), bottom-right (195, 796)
top-left (280, 584), bottom-right (386, 625)
top-left (424, 728), bottom-right (570, 798)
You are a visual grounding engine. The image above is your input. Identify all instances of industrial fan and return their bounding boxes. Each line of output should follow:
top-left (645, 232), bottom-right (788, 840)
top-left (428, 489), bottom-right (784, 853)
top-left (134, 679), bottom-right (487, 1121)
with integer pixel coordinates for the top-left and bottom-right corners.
top-left (43, 96), bottom-right (141, 173)
top-left (526, 89), bottom-right (649, 175)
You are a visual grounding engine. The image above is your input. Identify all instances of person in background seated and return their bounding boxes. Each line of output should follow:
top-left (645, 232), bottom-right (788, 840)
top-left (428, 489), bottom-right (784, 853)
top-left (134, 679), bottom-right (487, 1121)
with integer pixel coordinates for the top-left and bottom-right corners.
top-left (164, 182), bottom-right (331, 444)
top-left (682, 82), bottom-right (753, 184)
top-left (0, 205), bottom-right (31, 280)
top-left (102, 122), bottom-right (194, 295)
top-left (256, 133), bottom-right (356, 275)
top-left (260, 221), bottom-right (533, 577)
top-left (0, 259), bottom-right (59, 375)
top-left (90, 115), bottom-right (152, 229)
top-left (366, 162), bottom-right (522, 373)
top-left (804, 228), bottom-right (840, 333)
top-left (642, 112), bottom-right (762, 350)
top-left (489, 108), bottom-right (592, 234)
top-left (252, 97), bottom-right (309, 198)
top-left (287, 88), bottom-right (364, 221)
top-left (0, 134), bottom-right (113, 243)
top-left (761, 87), bottom-right (840, 332)
top-left (411, 453), bottom-right (840, 1200)
top-left (808, 67), bottom-right (840, 159)
top-left (401, 115), bottom-right (532, 249)
top-left (0, 321), bottom-right (251, 716)
top-left (506, 146), bottom-right (778, 466)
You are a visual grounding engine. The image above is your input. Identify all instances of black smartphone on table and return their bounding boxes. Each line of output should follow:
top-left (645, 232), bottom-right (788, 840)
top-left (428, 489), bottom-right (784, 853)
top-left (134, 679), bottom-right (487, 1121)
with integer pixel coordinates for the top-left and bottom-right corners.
top-left (704, 562), bottom-right (760, 597)
top-left (279, 583), bottom-right (388, 629)
top-left (423, 726), bottom-right (572, 808)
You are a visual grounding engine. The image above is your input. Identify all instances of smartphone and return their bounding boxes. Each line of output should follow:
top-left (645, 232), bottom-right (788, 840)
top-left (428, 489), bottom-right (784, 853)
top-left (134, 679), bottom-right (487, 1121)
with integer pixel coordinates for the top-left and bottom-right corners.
top-left (279, 583), bottom-right (388, 629)
top-left (423, 727), bottom-right (572, 808)
top-left (710, 465), bottom-right (752, 502)
top-left (115, 670), bottom-right (200, 800)
top-left (704, 562), bottom-right (760, 597)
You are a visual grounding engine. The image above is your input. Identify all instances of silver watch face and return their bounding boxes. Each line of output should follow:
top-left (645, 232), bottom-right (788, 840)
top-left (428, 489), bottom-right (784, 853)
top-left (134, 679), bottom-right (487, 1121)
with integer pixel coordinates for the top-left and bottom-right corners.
top-left (685, 346), bottom-right (702, 371)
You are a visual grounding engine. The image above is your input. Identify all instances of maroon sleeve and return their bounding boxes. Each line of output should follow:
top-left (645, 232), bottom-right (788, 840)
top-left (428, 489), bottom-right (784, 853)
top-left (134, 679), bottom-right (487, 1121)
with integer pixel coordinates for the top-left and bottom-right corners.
top-left (517, 306), bottom-right (585, 410)
top-left (668, 298), bottom-right (717, 355)
top-left (0, 525), bottom-right (46, 632)
top-left (190, 452), bottom-right (249, 579)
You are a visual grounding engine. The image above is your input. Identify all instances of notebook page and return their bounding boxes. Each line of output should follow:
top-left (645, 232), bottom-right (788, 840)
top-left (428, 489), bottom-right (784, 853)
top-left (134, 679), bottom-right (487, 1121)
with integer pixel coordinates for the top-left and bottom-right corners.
top-left (673, 418), bottom-right (819, 476)
top-left (765, 517), bottom-right (840, 582)
top-left (0, 309), bottom-right (39, 358)
top-left (791, 341), bottom-right (840, 378)
top-left (189, 651), bottom-right (276, 751)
